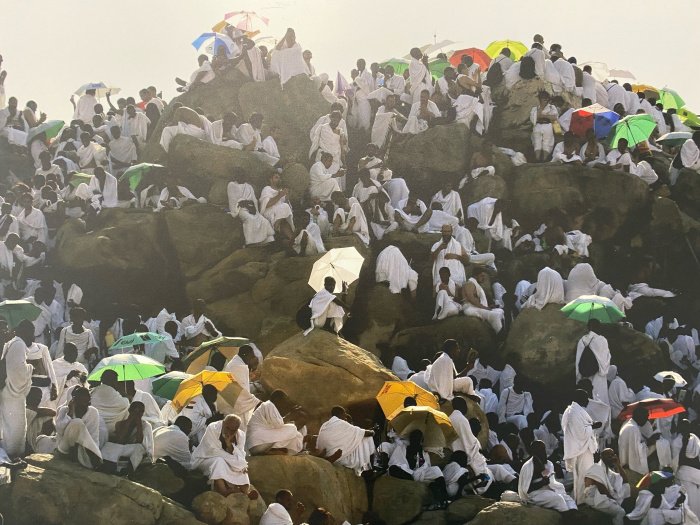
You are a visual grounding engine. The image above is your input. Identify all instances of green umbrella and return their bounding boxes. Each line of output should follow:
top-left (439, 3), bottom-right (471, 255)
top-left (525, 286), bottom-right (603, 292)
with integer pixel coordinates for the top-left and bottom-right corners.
top-left (0, 300), bottom-right (42, 329)
top-left (677, 108), bottom-right (700, 128)
top-left (659, 88), bottom-right (685, 110)
top-left (561, 295), bottom-right (625, 324)
top-left (119, 163), bottom-right (164, 192)
top-left (88, 353), bottom-right (166, 381)
top-left (609, 114), bottom-right (657, 148)
top-left (152, 371), bottom-right (192, 400)
top-left (68, 172), bottom-right (94, 189)
top-left (379, 58), bottom-right (409, 76)
top-left (109, 332), bottom-right (167, 351)
top-left (428, 58), bottom-right (451, 81)
top-left (26, 120), bottom-right (65, 145)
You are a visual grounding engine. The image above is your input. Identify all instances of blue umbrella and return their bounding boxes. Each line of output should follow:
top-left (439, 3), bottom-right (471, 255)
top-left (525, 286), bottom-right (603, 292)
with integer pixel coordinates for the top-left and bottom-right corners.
top-left (192, 32), bottom-right (234, 57)
top-left (570, 104), bottom-right (620, 140)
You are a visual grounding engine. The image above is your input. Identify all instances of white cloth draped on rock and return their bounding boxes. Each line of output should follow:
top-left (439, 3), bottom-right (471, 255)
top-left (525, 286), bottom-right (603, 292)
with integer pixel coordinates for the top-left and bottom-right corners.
top-left (681, 139), bottom-right (700, 171)
top-left (375, 245), bottom-right (418, 294)
top-left (193, 421), bottom-right (249, 486)
top-left (523, 267), bottom-right (565, 309)
top-left (607, 366), bottom-right (636, 419)
top-left (240, 209), bottom-right (275, 246)
top-left (160, 123), bottom-right (206, 153)
top-left (246, 401), bottom-right (303, 454)
top-left (317, 416), bottom-right (374, 475)
top-left (392, 356), bottom-right (414, 381)
top-left (333, 198), bottom-right (369, 246)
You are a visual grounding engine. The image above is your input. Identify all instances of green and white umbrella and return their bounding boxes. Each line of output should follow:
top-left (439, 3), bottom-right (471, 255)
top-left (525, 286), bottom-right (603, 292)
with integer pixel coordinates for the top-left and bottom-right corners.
top-left (609, 114), bottom-right (657, 148)
top-left (26, 119), bottom-right (64, 145)
top-left (119, 163), bottom-right (164, 191)
top-left (109, 332), bottom-right (168, 351)
top-left (152, 371), bottom-right (192, 400)
top-left (0, 299), bottom-right (42, 329)
top-left (88, 353), bottom-right (166, 382)
top-left (561, 295), bottom-right (625, 324)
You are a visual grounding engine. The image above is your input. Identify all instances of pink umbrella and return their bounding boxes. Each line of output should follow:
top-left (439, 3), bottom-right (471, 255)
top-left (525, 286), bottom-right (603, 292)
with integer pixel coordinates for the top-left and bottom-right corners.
top-left (212, 11), bottom-right (269, 33)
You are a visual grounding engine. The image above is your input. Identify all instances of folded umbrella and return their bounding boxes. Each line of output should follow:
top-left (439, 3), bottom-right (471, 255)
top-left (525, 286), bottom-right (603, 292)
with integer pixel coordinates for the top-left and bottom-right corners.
top-left (389, 406), bottom-right (457, 449)
top-left (26, 120), bottom-right (65, 146)
top-left (484, 39), bottom-right (528, 61)
top-left (561, 295), bottom-right (625, 324)
top-left (653, 371), bottom-right (687, 388)
top-left (569, 104), bottom-right (620, 139)
top-left (609, 114), bottom-right (657, 148)
top-left (0, 299), bottom-right (42, 329)
top-left (88, 354), bottom-right (166, 382)
top-left (618, 398), bottom-right (686, 421)
top-left (308, 247), bottom-right (364, 293)
top-left (376, 381), bottom-right (439, 418)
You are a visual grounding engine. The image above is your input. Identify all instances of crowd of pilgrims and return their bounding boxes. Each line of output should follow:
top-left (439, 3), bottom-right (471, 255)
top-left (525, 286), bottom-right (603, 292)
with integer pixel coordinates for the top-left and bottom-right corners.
top-left (1, 27), bottom-right (700, 525)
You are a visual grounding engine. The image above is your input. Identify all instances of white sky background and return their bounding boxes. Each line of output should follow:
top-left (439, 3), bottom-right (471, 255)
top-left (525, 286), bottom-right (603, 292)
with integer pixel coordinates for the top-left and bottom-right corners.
top-left (1, 0), bottom-right (699, 121)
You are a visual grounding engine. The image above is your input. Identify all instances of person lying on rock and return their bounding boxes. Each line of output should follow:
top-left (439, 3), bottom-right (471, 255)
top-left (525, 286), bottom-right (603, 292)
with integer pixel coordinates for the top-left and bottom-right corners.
top-left (192, 414), bottom-right (258, 500)
top-left (316, 405), bottom-right (375, 475)
top-left (100, 400), bottom-right (154, 475)
top-left (259, 489), bottom-right (305, 525)
top-left (246, 389), bottom-right (305, 456)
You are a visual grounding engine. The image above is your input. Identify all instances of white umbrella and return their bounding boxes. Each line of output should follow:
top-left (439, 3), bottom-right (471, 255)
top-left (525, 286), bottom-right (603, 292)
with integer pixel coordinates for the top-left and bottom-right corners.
top-left (608, 69), bottom-right (636, 81)
top-left (308, 247), bottom-right (364, 293)
top-left (653, 371), bottom-right (687, 388)
top-left (580, 61), bottom-right (609, 82)
top-left (74, 82), bottom-right (121, 98)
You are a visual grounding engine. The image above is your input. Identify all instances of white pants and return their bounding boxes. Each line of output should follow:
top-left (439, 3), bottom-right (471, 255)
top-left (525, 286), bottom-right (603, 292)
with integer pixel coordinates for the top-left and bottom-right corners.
top-left (462, 305), bottom-right (504, 333)
top-left (305, 302), bottom-right (345, 336)
top-left (0, 388), bottom-right (26, 458)
top-left (532, 123), bottom-right (554, 153)
top-left (468, 252), bottom-right (497, 267)
top-left (583, 486), bottom-right (625, 525)
top-left (567, 452), bottom-right (594, 505)
top-left (101, 442), bottom-right (147, 471)
top-left (434, 290), bottom-right (461, 321)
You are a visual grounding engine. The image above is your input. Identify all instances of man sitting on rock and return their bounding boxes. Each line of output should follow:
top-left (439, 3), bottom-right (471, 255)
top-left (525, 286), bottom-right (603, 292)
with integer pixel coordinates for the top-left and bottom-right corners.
top-left (193, 414), bottom-right (258, 499)
top-left (246, 389), bottom-right (305, 456)
top-left (239, 200), bottom-right (275, 247)
top-left (316, 405), bottom-right (375, 475)
top-left (153, 416), bottom-right (193, 471)
top-left (462, 267), bottom-right (505, 334)
top-left (51, 386), bottom-right (103, 469)
top-left (497, 375), bottom-right (534, 430)
top-left (583, 448), bottom-right (631, 525)
top-left (181, 298), bottom-right (222, 346)
top-left (424, 339), bottom-right (475, 402)
top-left (180, 384), bottom-right (222, 445)
top-left (303, 276), bottom-right (351, 336)
top-left (100, 401), bottom-right (154, 474)
top-left (90, 369), bottom-right (129, 434)
top-left (259, 489), bottom-right (305, 525)
top-left (518, 440), bottom-right (578, 515)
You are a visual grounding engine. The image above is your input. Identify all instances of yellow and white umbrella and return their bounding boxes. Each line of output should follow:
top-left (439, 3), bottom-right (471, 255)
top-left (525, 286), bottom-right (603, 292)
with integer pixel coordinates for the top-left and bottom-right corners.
top-left (389, 406), bottom-right (457, 449)
top-left (308, 247), bottom-right (364, 293)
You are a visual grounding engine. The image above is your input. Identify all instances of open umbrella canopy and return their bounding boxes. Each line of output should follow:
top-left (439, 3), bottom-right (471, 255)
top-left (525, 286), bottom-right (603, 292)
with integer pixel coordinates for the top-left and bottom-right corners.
top-left (216, 10), bottom-right (269, 33)
top-left (580, 62), bottom-right (610, 82)
top-left (26, 120), bottom-right (65, 146)
top-left (151, 371), bottom-right (192, 400)
top-left (677, 108), bottom-right (700, 128)
top-left (88, 354), bottom-right (166, 382)
top-left (119, 163), bottom-right (164, 191)
top-left (428, 58), bottom-right (451, 80)
top-left (308, 247), bottom-right (365, 293)
top-left (192, 33), bottom-right (235, 57)
top-left (569, 104), bottom-right (620, 139)
top-left (0, 300), bottom-right (42, 329)
top-left (618, 398), bottom-right (686, 421)
top-left (68, 172), bottom-right (93, 189)
top-left (379, 58), bottom-right (410, 76)
top-left (608, 69), bottom-right (636, 81)
top-left (653, 371), bottom-right (687, 388)
top-left (636, 470), bottom-right (674, 490)
top-left (609, 114), bottom-right (657, 148)
top-left (389, 406), bottom-right (457, 449)
top-left (657, 131), bottom-right (692, 147)
top-left (449, 48), bottom-right (490, 70)
top-left (659, 88), bottom-right (685, 110)
top-left (376, 381), bottom-right (439, 418)
top-left (632, 84), bottom-right (659, 95)
top-left (182, 336), bottom-right (251, 374)
top-left (75, 82), bottom-right (120, 98)
top-left (561, 295), bottom-right (625, 324)
top-left (172, 370), bottom-right (234, 410)
top-left (484, 40), bottom-right (528, 61)
top-left (109, 332), bottom-right (167, 351)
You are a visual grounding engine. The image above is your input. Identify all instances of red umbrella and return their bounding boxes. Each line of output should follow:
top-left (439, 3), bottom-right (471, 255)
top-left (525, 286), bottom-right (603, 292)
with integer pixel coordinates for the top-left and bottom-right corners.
top-left (449, 48), bottom-right (490, 71)
top-left (618, 398), bottom-right (686, 421)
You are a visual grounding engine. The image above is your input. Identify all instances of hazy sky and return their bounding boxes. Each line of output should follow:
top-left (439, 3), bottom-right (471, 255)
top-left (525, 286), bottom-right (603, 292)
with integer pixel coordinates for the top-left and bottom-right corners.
top-left (2, 0), bottom-right (699, 120)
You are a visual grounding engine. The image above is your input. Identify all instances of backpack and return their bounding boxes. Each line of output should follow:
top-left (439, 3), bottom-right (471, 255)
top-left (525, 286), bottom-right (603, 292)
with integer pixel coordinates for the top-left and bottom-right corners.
top-left (484, 62), bottom-right (504, 87)
top-left (577, 343), bottom-right (599, 378)
top-left (519, 56), bottom-right (536, 80)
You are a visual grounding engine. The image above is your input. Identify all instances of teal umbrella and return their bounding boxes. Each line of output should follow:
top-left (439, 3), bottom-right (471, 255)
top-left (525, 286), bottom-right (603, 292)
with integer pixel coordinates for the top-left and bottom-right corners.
top-left (152, 371), bottom-right (192, 400)
top-left (26, 120), bottom-right (64, 145)
top-left (428, 58), bottom-right (451, 80)
top-left (379, 58), bottom-right (409, 76)
top-left (609, 114), bottom-right (657, 148)
top-left (0, 300), bottom-right (42, 329)
top-left (119, 163), bottom-right (164, 192)
top-left (109, 332), bottom-right (167, 351)
top-left (68, 172), bottom-right (94, 189)
top-left (659, 88), bottom-right (685, 110)
top-left (560, 295), bottom-right (625, 324)
top-left (88, 353), bottom-right (166, 381)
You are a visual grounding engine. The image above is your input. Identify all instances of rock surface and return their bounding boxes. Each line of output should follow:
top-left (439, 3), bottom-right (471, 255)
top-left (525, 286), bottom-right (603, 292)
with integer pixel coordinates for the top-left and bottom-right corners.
top-left (371, 476), bottom-right (430, 525)
top-left (191, 490), bottom-right (266, 525)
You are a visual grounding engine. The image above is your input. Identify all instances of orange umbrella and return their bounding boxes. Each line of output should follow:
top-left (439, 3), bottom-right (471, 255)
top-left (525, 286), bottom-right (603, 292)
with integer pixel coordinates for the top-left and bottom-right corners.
top-left (618, 398), bottom-right (686, 421)
top-left (449, 48), bottom-right (490, 71)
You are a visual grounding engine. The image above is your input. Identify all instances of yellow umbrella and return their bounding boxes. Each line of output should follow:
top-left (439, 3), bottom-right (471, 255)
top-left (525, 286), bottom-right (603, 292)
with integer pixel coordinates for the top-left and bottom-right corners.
top-left (484, 39), bottom-right (528, 61)
top-left (389, 406), bottom-right (457, 449)
top-left (172, 370), bottom-right (234, 410)
top-left (632, 84), bottom-right (659, 94)
top-left (376, 381), bottom-right (439, 418)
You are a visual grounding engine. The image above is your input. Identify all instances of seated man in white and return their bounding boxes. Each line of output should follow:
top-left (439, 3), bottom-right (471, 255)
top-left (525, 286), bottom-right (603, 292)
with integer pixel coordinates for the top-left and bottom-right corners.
top-left (101, 401), bottom-right (154, 473)
top-left (431, 181), bottom-right (463, 223)
top-left (125, 380), bottom-right (163, 429)
top-left (227, 173), bottom-right (257, 218)
top-left (181, 299), bottom-right (222, 343)
top-left (551, 132), bottom-right (583, 164)
top-left (175, 54), bottom-right (215, 92)
top-left (54, 386), bottom-right (103, 469)
top-left (260, 490), bottom-right (306, 525)
top-left (223, 345), bottom-right (261, 423)
top-left (212, 112), bottom-right (243, 149)
top-left (304, 276), bottom-right (350, 336)
top-left (159, 106), bottom-right (208, 153)
top-left (375, 245), bottom-right (418, 296)
top-left (193, 414), bottom-right (257, 498)
top-left (239, 201), bottom-right (275, 247)
top-left (425, 339), bottom-right (474, 401)
top-left (90, 369), bottom-right (129, 434)
top-left (156, 184), bottom-right (205, 210)
top-left (180, 384), bottom-right (221, 444)
top-left (519, 440), bottom-right (578, 513)
top-left (309, 152), bottom-right (344, 202)
top-left (153, 416), bottom-right (193, 471)
top-left (292, 209), bottom-right (326, 256)
top-left (238, 113), bottom-right (281, 167)
top-left (606, 138), bottom-right (632, 172)
top-left (434, 266), bottom-right (461, 321)
top-left (316, 406), bottom-right (375, 475)
top-left (260, 172), bottom-right (295, 245)
top-left (246, 389), bottom-right (305, 455)
top-left (583, 448), bottom-right (631, 525)
top-left (431, 224), bottom-right (468, 287)
top-left (462, 267), bottom-right (505, 333)
top-left (403, 89), bottom-right (441, 134)
top-left (619, 406), bottom-right (668, 478)
top-left (467, 197), bottom-right (516, 251)
top-left (498, 375), bottom-right (534, 430)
